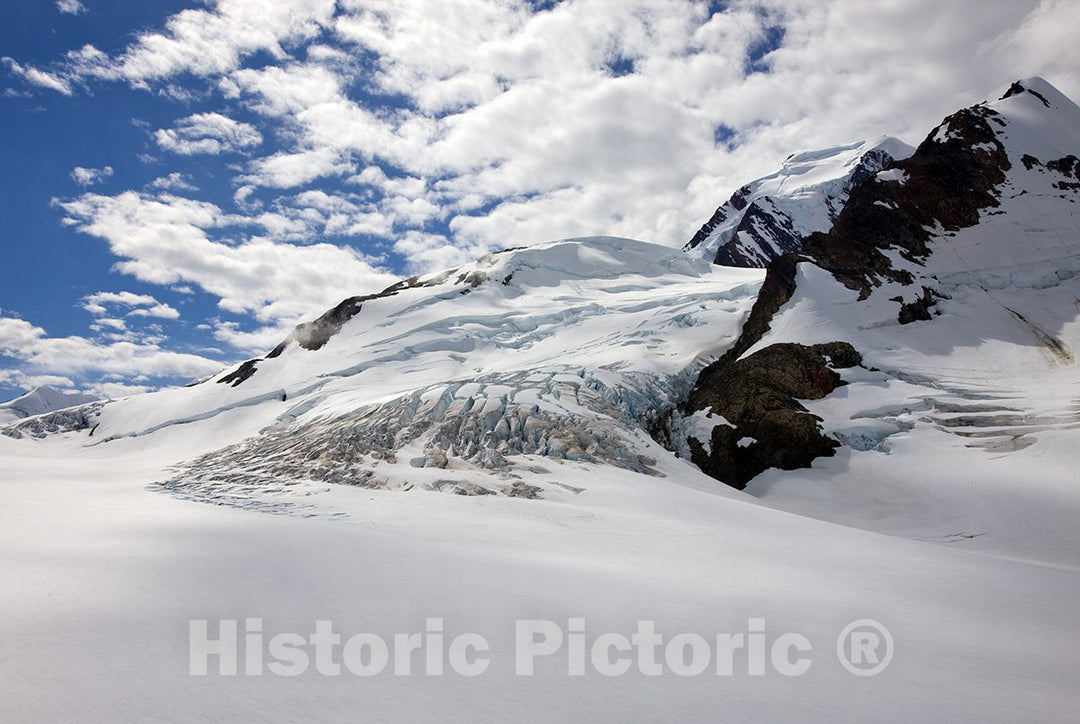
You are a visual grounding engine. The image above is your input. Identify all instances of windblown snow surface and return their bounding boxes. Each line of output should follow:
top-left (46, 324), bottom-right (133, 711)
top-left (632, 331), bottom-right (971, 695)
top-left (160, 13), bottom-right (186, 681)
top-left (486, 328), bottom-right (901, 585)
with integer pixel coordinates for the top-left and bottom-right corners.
top-left (4, 83), bottom-right (1080, 720)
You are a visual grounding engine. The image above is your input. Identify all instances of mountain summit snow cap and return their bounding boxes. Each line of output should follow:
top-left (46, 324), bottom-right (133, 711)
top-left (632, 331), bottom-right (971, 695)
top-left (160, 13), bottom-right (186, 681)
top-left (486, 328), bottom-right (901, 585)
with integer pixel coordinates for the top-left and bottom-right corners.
top-left (985, 76), bottom-right (1080, 160)
top-left (0, 385), bottom-right (99, 423)
top-left (685, 135), bottom-right (914, 268)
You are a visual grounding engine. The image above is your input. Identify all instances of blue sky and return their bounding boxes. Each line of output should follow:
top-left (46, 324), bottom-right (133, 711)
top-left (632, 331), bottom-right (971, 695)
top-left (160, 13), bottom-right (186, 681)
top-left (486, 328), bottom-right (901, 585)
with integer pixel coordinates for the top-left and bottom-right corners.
top-left (1, 0), bottom-right (1077, 402)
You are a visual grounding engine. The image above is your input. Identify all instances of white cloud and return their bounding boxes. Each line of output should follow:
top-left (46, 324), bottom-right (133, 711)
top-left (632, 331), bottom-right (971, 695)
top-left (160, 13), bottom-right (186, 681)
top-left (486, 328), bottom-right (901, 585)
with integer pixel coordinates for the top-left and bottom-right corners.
top-left (155, 112), bottom-right (263, 155)
top-left (228, 62), bottom-right (343, 114)
top-left (0, 316), bottom-right (223, 387)
top-left (127, 304), bottom-right (180, 320)
top-left (81, 290), bottom-right (179, 318)
top-left (210, 319), bottom-right (294, 354)
top-left (0, 369), bottom-right (77, 393)
top-left (77, 0), bottom-right (335, 85)
top-left (70, 165), bottom-right (114, 186)
top-left (11, 0), bottom-right (1080, 327)
top-left (241, 147), bottom-right (355, 189)
top-left (56, 0), bottom-right (87, 15)
top-left (90, 317), bottom-right (127, 331)
top-left (58, 191), bottom-right (399, 324)
top-left (3, 57), bottom-right (74, 95)
top-left (149, 172), bottom-right (198, 192)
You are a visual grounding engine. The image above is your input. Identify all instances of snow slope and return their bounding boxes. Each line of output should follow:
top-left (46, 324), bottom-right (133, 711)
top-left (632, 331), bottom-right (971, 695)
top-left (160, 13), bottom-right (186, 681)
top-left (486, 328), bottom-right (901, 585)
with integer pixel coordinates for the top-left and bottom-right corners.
top-left (685, 136), bottom-right (914, 267)
top-left (2, 236), bottom-right (763, 505)
top-left (3, 405), bottom-right (1080, 721)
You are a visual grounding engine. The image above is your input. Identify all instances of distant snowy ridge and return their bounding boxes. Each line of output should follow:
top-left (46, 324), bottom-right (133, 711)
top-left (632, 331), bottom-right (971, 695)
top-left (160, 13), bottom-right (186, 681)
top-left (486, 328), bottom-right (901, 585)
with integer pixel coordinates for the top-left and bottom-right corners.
top-left (0, 386), bottom-right (99, 425)
top-left (685, 136), bottom-right (914, 267)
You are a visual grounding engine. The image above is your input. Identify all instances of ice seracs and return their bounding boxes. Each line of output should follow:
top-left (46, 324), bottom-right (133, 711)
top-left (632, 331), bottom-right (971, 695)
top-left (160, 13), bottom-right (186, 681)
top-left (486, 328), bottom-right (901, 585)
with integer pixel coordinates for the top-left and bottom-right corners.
top-left (5, 236), bottom-right (763, 505)
top-left (0, 385), bottom-right (99, 425)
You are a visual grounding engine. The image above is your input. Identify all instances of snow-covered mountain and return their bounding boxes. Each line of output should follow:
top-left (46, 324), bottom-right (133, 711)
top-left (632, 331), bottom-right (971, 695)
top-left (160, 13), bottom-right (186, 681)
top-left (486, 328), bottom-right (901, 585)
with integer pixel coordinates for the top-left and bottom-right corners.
top-left (2, 238), bottom-right (762, 505)
top-left (0, 385), bottom-right (99, 425)
top-left (685, 136), bottom-right (914, 267)
top-left (5, 78), bottom-right (1080, 721)
top-left (681, 76), bottom-right (1080, 559)
top-left (4, 78), bottom-right (1078, 552)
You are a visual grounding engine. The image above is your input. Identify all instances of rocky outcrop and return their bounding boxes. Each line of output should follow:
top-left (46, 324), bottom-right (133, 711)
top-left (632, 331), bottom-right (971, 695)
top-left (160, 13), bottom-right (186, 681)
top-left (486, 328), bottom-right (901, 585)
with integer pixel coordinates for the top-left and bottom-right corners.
top-left (678, 84), bottom-right (1034, 489)
top-left (684, 342), bottom-right (860, 489)
top-left (685, 137), bottom-right (913, 268)
top-left (217, 263), bottom-right (491, 387)
top-left (799, 103), bottom-right (1010, 298)
top-left (711, 200), bottom-right (801, 267)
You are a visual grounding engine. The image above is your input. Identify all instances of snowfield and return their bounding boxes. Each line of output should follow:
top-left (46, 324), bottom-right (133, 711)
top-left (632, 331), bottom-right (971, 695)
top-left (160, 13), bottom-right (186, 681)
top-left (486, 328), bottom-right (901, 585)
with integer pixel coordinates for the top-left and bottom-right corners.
top-left (3, 428), bottom-right (1080, 721)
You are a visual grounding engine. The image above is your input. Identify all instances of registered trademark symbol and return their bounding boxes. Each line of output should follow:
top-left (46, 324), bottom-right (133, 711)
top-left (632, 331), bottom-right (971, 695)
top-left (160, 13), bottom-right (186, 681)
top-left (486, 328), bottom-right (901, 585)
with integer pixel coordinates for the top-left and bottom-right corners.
top-left (836, 619), bottom-right (893, 676)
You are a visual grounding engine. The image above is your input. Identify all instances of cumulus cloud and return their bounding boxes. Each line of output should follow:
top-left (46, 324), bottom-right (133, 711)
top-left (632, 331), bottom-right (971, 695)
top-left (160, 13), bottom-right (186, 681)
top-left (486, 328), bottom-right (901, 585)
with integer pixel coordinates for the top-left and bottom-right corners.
top-left (81, 290), bottom-right (179, 320)
top-left (56, 0), bottom-right (87, 15)
top-left (155, 112), bottom-right (263, 155)
top-left (75, 0), bottom-right (334, 86)
top-left (0, 369), bottom-right (77, 394)
top-left (0, 316), bottom-right (223, 388)
top-left (57, 191), bottom-right (399, 324)
top-left (241, 147), bottom-right (355, 189)
top-left (17, 0), bottom-right (1080, 270)
top-left (70, 165), bottom-right (114, 186)
top-left (127, 304), bottom-right (180, 320)
top-left (149, 172), bottom-right (198, 192)
top-left (3, 57), bottom-right (74, 95)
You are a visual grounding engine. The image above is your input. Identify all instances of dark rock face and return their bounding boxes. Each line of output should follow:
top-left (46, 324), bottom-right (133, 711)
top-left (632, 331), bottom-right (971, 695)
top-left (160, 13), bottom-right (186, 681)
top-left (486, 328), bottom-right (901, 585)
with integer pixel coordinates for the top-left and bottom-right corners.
top-left (212, 245), bottom-right (535, 388)
top-left (801, 104), bottom-right (1010, 298)
top-left (217, 359), bottom-right (260, 387)
top-left (1015, 153), bottom-right (1080, 191)
top-left (711, 255), bottom-right (800, 366)
top-left (685, 342), bottom-right (861, 489)
top-left (686, 145), bottom-right (905, 268)
top-left (679, 88), bottom-right (1025, 489)
top-left (215, 270), bottom-right (467, 387)
top-left (685, 188), bottom-right (742, 254)
top-left (712, 201), bottom-right (801, 267)
top-left (1046, 155), bottom-right (1080, 190)
top-left (267, 296), bottom-right (370, 357)
top-left (1001, 80), bottom-right (1049, 107)
top-left (896, 287), bottom-right (942, 325)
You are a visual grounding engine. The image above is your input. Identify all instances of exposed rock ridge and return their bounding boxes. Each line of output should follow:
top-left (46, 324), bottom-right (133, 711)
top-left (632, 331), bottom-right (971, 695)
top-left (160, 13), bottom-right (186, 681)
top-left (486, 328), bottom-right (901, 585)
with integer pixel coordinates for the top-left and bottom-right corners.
top-left (678, 86), bottom-right (1025, 488)
top-left (686, 138), bottom-right (912, 268)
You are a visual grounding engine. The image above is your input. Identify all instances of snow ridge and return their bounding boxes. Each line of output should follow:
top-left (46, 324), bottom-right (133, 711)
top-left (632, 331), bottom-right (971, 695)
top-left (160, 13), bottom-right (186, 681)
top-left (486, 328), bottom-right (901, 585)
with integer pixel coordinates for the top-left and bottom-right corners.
top-left (685, 136), bottom-right (914, 267)
top-left (0, 386), bottom-right (99, 425)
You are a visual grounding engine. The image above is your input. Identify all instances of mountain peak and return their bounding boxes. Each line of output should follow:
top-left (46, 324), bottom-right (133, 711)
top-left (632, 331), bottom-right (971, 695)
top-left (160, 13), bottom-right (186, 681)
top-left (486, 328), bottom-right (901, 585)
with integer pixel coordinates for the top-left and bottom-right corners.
top-left (684, 135), bottom-right (914, 268)
top-left (681, 77), bottom-right (1080, 490)
top-left (999, 76), bottom-right (1073, 109)
top-left (0, 386), bottom-right (100, 424)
